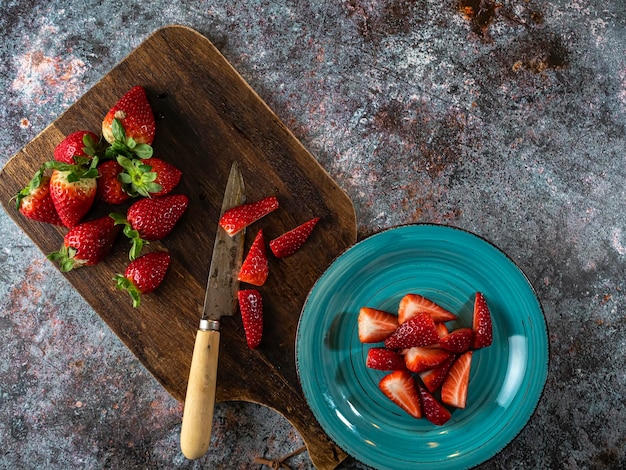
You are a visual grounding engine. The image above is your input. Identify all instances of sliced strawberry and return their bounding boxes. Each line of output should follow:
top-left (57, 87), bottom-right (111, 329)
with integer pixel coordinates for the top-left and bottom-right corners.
top-left (419, 355), bottom-right (456, 393)
top-left (418, 384), bottom-right (451, 425)
top-left (116, 156), bottom-right (182, 198)
top-left (379, 370), bottom-right (422, 419)
top-left (238, 289), bottom-right (263, 349)
top-left (435, 322), bottom-right (449, 338)
top-left (397, 293), bottom-right (457, 324)
top-left (383, 312), bottom-right (439, 349)
top-left (366, 347), bottom-right (407, 371)
top-left (238, 229), bottom-right (269, 286)
top-left (472, 292), bottom-right (493, 349)
top-left (357, 307), bottom-right (398, 343)
top-left (15, 169), bottom-right (63, 226)
top-left (219, 196), bottom-right (279, 236)
top-left (54, 130), bottom-right (99, 164)
top-left (111, 194), bottom-right (189, 260)
top-left (439, 327), bottom-right (474, 353)
top-left (47, 216), bottom-right (120, 272)
top-left (403, 346), bottom-right (452, 373)
top-left (269, 217), bottom-right (320, 258)
top-left (441, 351), bottom-right (473, 409)
top-left (97, 160), bottom-right (131, 204)
top-left (114, 251), bottom-right (171, 308)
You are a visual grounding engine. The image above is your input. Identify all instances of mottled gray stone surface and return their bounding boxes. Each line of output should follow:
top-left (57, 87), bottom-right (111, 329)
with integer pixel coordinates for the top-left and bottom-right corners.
top-left (1, 1), bottom-right (625, 469)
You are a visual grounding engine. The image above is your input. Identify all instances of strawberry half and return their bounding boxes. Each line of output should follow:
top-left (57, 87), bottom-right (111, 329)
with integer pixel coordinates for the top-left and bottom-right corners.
top-left (47, 216), bottom-right (120, 272)
top-left (384, 312), bottom-right (439, 349)
top-left (403, 346), bottom-right (452, 373)
top-left (111, 194), bottom-right (188, 260)
top-left (102, 85), bottom-right (155, 147)
top-left (54, 130), bottom-right (99, 164)
top-left (97, 160), bottom-right (131, 204)
top-left (48, 159), bottom-right (99, 228)
top-left (269, 217), bottom-right (320, 258)
top-left (366, 347), bottom-right (407, 371)
top-left (397, 293), bottom-right (457, 324)
top-left (219, 196), bottom-right (279, 236)
top-left (114, 251), bottom-right (171, 308)
top-left (116, 156), bottom-right (182, 198)
top-left (441, 351), bottom-right (473, 409)
top-left (238, 289), bottom-right (263, 349)
top-left (418, 384), bottom-right (451, 425)
top-left (472, 292), bottom-right (493, 349)
top-left (358, 307), bottom-right (398, 343)
top-left (238, 229), bottom-right (269, 286)
top-left (439, 327), bottom-right (474, 353)
top-left (15, 169), bottom-right (63, 226)
top-left (379, 370), bottom-right (422, 419)
top-left (419, 355), bottom-right (456, 393)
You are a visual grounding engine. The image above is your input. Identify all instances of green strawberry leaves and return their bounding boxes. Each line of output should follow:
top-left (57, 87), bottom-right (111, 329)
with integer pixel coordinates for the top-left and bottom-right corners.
top-left (105, 118), bottom-right (153, 160)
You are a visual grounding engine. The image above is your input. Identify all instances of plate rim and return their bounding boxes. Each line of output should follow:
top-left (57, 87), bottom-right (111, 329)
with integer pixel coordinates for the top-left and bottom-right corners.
top-left (295, 222), bottom-right (550, 469)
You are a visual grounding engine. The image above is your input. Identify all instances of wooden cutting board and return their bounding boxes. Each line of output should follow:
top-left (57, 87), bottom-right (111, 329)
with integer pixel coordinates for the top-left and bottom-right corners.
top-left (0, 25), bottom-right (356, 469)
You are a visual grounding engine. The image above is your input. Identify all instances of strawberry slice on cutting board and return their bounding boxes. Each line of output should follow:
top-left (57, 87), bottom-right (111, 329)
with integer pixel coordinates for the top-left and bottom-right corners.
top-left (269, 217), bottom-right (320, 258)
top-left (238, 289), bottom-right (264, 349)
top-left (379, 370), bottom-right (422, 419)
top-left (238, 229), bottom-right (269, 286)
top-left (219, 196), bottom-right (279, 236)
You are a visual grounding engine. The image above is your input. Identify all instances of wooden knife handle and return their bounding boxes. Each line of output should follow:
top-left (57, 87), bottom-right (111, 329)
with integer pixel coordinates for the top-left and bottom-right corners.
top-left (180, 328), bottom-right (220, 459)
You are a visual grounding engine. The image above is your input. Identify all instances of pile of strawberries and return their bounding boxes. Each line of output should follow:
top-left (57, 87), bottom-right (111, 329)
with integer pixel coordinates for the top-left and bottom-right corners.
top-left (358, 292), bottom-right (493, 425)
top-left (217, 197), bottom-right (320, 349)
top-left (15, 86), bottom-right (187, 308)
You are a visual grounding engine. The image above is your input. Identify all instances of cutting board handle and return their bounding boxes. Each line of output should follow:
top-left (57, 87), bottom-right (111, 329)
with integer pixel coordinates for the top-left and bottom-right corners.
top-left (180, 328), bottom-right (220, 459)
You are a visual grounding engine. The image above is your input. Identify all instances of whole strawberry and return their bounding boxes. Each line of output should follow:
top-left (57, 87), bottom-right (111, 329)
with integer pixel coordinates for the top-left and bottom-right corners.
top-left (116, 156), bottom-right (182, 197)
top-left (102, 86), bottom-right (155, 159)
top-left (48, 159), bottom-right (99, 228)
top-left (110, 194), bottom-right (188, 260)
top-left (15, 168), bottom-right (63, 225)
top-left (47, 216), bottom-right (120, 272)
top-left (54, 130), bottom-right (99, 164)
top-left (97, 160), bottom-right (131, 204)
top-left (114, 251), bottom-right (171, 308)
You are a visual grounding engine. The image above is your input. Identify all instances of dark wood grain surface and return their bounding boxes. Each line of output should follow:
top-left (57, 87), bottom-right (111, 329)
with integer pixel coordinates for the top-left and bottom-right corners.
top-left (0, 25), bottom-right (355, 469)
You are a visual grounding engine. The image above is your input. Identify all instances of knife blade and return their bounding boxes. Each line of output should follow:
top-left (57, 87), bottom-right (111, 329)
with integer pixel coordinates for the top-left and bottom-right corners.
top-left (180, 161), bottom-right (245, 460)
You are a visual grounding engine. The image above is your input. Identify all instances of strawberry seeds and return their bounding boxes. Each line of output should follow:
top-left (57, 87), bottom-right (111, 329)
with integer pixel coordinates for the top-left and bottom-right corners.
top-left (358, 292), bottom-right (494, 426)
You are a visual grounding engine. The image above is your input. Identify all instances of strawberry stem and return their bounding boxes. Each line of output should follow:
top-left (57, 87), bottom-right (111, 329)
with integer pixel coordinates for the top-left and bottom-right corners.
top-left (109, 212), bottom-right (148, 260)
top-left (114, 274), bottom-right (142, 308)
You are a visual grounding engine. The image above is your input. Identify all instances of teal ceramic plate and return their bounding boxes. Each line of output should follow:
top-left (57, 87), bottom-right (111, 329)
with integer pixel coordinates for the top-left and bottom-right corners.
top-left (296, 224), bottom-right (548, 469)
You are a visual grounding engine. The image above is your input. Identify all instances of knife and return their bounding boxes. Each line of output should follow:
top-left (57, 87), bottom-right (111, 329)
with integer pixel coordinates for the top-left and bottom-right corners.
top-left (180, 161), bottom-right (245, 460)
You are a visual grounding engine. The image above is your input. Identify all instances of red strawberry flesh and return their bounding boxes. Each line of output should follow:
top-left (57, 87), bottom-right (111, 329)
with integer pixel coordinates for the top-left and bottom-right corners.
top-left (403, 346), bottom-right (452, 373)
top-left (358, 307), bottom-right (398, 343)
top-left (398, 293), bottom-right (457, 324)
top-left (379, 370), bottom-right (422, 419)
top-left (441, 351), bottom-right (473, 409)
top-left (419, 355), bottom-right (456, 393)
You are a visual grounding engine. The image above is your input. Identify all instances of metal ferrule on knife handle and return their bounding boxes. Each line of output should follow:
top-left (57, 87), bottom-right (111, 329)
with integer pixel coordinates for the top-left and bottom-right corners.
top-left (180, 162), bottom-right (245, 460)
